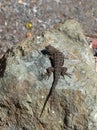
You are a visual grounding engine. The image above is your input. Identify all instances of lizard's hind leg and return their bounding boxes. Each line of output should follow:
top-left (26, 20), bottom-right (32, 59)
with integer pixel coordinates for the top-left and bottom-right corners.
top-left (42, 67), bottom-right (54, 79)
top-left (61, 67), bottom-right (71, 78)
top-left (46, 67), bottom-right (54, 77)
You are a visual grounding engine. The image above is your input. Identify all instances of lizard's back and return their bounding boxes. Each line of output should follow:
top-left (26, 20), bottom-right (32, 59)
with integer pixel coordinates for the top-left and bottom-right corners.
top-left (51, 50), bottom-right (64, 68)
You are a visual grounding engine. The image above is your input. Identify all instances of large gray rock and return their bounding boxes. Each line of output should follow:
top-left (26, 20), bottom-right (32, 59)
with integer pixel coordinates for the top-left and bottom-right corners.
top-left (0, 19), bottom-right (96, 130)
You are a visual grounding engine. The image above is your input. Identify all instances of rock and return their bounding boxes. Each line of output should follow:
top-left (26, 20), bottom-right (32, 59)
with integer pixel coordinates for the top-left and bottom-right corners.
top-left (0, 19), bottom-right (96, 130)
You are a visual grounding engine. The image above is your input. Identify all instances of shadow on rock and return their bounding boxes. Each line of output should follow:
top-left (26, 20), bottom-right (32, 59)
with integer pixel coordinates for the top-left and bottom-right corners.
top-left (0, 54), bottom-right (7, 78)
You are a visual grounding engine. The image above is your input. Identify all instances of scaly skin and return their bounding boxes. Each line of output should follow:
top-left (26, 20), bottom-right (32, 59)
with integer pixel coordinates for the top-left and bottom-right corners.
top-left (40, 45), bottom-right (71, 117)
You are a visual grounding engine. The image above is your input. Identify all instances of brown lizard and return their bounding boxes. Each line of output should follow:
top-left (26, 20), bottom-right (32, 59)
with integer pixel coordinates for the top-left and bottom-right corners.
top-left (40, 45), bottom-right (71, 117)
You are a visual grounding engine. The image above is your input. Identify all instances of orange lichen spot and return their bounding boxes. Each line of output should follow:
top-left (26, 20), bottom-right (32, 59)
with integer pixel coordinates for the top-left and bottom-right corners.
top-left (26, 32), bottom-right (33, 38)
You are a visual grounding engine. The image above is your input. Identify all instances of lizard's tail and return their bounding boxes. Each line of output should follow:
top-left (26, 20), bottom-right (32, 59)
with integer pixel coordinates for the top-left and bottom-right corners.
top-left (40, 80), bottom-right (58, 117)
top-left (40, 88), bottom-right (52, 117)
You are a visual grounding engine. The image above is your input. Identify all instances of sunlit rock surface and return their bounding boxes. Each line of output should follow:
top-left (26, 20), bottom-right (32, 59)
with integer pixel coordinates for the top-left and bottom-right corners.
top-left (0, 19), bottom-right (96, 130)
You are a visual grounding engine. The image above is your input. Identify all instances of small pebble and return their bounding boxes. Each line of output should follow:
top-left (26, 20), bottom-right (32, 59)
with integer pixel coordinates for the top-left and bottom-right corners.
top-left (42, 95), bottom-right (44, 99)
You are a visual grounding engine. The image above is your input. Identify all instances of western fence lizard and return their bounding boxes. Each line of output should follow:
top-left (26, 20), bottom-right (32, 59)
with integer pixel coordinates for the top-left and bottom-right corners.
top-left (40, 45), bottom-right (71, 117)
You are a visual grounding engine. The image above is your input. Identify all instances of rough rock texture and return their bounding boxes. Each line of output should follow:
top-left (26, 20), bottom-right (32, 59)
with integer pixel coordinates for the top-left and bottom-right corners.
top-left (0, 19), bottom-right (97, 130)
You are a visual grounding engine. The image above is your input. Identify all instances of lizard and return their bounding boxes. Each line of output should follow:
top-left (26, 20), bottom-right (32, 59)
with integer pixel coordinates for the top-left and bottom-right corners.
top-left (40, 45), bottom-right (71, 117)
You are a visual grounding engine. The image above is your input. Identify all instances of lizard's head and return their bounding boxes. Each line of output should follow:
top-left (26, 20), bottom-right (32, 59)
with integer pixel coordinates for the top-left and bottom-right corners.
top-left (45, 45), bottom-right (56, 54)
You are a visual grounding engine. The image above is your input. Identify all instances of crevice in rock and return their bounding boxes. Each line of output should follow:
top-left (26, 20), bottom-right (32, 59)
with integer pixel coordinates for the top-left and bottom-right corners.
top-left (0, 54), bottom-right (7, 78)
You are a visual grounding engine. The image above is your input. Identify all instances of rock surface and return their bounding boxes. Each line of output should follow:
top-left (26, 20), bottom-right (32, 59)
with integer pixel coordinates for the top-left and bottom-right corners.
top-left (0, 19), bottom-right (97, 130)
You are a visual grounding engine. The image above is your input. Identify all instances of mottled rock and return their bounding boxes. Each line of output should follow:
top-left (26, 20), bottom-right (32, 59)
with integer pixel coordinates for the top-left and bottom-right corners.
top-left (0, 19), bottom-right (96, 130)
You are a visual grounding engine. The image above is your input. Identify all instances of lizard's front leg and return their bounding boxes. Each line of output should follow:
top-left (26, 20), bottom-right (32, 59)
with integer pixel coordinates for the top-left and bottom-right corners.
top-left (61, 67), bottom-right (71, 78)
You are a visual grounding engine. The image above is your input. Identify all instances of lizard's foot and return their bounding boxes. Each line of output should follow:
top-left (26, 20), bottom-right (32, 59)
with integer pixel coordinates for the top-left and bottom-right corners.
top-left (65, 72), bottom-right (72, 78)
top-left (61, 67), bottom-right (71, 78)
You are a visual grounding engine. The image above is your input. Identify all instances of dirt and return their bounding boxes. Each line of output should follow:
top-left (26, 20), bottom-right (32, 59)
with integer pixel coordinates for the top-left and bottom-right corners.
top-left (0, 0), bottom-right (97, 55)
